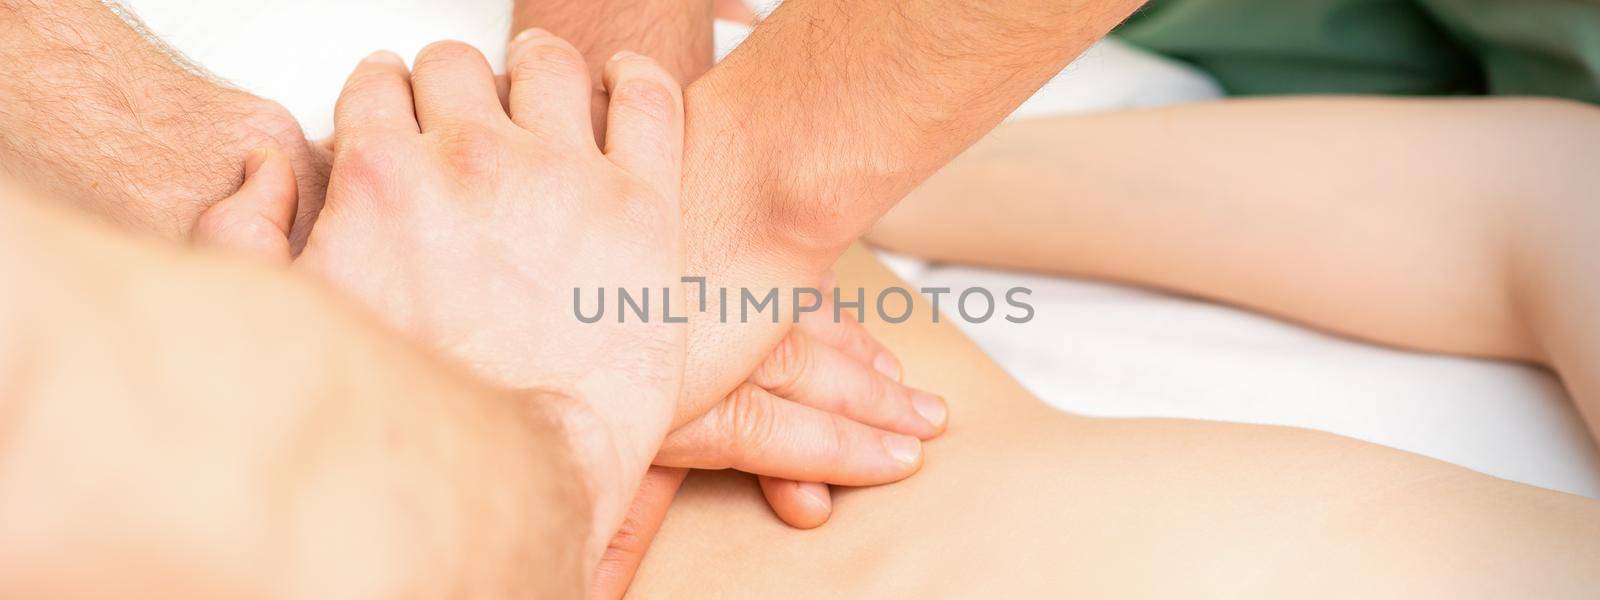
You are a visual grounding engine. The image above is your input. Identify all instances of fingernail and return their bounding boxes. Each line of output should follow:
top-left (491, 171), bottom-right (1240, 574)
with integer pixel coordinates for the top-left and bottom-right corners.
top-left (513, 28), bottom-right (549, 42)
top-left (243, 148), bottom-right (270, 177)
top-left (873, 352), bottom-right (902, 381)
top-left (609, 50), bottom-right (638, 63)
top-left (365, 50), bottom-right (404, 66)
top-left (912, 392), bottom-right (947, 430)
top-left (883, 434), bottom-right (921, 465)
top-left (795, 481), bottom-right (830, 511)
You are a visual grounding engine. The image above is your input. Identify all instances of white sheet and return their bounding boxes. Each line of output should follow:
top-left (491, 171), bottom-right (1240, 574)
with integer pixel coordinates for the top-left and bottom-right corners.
top-left (125, 0), bottom-right (1600, 498)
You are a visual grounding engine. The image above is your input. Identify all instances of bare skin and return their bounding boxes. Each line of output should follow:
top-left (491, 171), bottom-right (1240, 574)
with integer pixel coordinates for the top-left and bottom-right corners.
top-left (869, 96), bottom-right (1600, 440)
top-left (618, 96), bottom-right (1600, 597)
top-left (0, 0), bottom-right (948, 545)
top-left (511, 0), bottom-right (1148, 469)
top-left (9, 89), bottom-right (1598, 597)
top-left (15, 2), bottom-right (1600, 598)
top-left (507, 0), bottom-right (1146, 544)
top-left (0, 0), bottom-right (328, 242)
top-left (631, 244), bottom-right (1600, 598)
top-left (0, 193), bottom-right (588, 598)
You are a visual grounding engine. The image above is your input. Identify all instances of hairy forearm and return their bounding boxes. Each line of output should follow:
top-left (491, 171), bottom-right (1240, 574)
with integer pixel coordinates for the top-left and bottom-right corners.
top-left (667, 0), bottom-right (1142, 408)
top-left (688, 0), bottom-right (1145, 250)
top-left (0, 0), bottom-right (326, 241)
top-left (512, 0), bottom-right (712, 84)
top-left (508, 0), bottom-right (1141, 413)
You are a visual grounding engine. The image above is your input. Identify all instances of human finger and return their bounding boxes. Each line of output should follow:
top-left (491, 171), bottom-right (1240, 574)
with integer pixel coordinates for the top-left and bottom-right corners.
top-left (757, 476), bottom-right (831, 529)
top-left (504, 28), bottom-right (595, 145)
top-left (656, 384), bottom-right (924, 485)
top-left (410, 40), bottom-right (503, 131)
top-left (600, 50), bottom-right (684, 197)
top-left (332, 50), bottom-right (418, 145)
top-left (751, 328), bottom-right (947, 439)
top-left (591, 466), bottom-right (689, 600)
top-left (192, 148), bottom-right (298, 263)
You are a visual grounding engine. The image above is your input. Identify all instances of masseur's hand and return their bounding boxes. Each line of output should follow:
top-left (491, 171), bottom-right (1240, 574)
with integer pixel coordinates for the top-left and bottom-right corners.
top-left (655, 274), bottom-right (945, 522)
top-left (201, 33), bottom-right (688, 562)
top-left (591, 282), bottom-right (946, 598)
top-left (486, 30), bottom-right (947, 531)
top-left (205, 31), bottom-right (945, 516)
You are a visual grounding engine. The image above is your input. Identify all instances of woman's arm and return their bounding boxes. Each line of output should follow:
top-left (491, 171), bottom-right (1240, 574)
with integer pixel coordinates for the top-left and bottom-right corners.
top-left (869, 96), bottom-right (1600, 436)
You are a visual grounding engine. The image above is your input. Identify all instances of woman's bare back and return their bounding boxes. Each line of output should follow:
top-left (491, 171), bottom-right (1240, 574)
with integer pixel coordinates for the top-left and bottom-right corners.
top-left (630, 245), bottom-right (1600, 598)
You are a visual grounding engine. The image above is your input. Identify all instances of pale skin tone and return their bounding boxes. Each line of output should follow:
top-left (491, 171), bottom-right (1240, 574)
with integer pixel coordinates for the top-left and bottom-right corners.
top-left (2, 0), bottom-right (1148, 574)
top-left (1, 0), bottom-right (1150, 541)
top-left (632, 238), bottom-right (1600, 597)
top-left (513, 7), bottom-right (1600, 588)
top-left (298, 38), bottom-right (693, 566)
top-left (0, 0), bottom-right (1150, 483)
top-left (0, 194), bottom-right (590, 598)
top-left (506, 0), bottom-right (1145, 551)
top-left (630, 95), bottom-right (1600, 597)
top-left (15, 0), bottom-right (1600, 598)
top-left (0, 0), bottom-right (950, 539)
top-left (867, 96), bottom-right (1600, 441)
top-left (640, 0), bottom-right (1147, 428)
top-left (0, 0), bottom-right (330, 242)
top-left (1, 29), bottom-right (715, 592)
top-left (197, 35), bottom-right (938, 567)
top-left (3, 34), bottom-right (714, 591)
top-left (507, 0), bottom-right (1148, 406)
top-left (9, 93), bottom-right (1600, 597)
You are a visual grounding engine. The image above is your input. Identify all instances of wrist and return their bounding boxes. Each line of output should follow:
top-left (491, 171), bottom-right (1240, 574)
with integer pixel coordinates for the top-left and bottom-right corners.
top-left (266, 299), bottom-right (592, 597)
top-left (684, 69), bottom-right (911, 262)
top-left (529, 385), bottom-right (669, 568)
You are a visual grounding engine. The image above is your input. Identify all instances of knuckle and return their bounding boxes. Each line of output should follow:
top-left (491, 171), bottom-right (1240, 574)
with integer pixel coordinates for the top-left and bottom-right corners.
top-left (413, 40), bottom-right (484, 70)
top-left (193, 206), bottom-right (241, 240)
top-left (865, 371), bottom-right (897, 410)
top-left (853, 338), bottom-right (886, 364)
top-left (334, 134), bottom-right (408, 182)
top-left (584, 178), bottom-right (677, 250)
top-left (751, 333), bottom-right (809, 394)
top-left (227, 215), bottom-right (280, 242)
top-left (430, 124), bottom-right (504, 178)
top-left (602, 522), bottom-right (649, 559)
top-left (342, 69), bottom-right (400, 100)
top-left (196, 209), bottom-right (279, 251)
top-left (720, 385), bottom-right (778, 459)
top-left (609, 77), bottom-right (680, 124)
top-left (511, 42), bottom-right (587, 83)
top-left (618, 179), bottom-right (676, 226)
top-left (824, 416), bottom-right (849, 467)
top-left (838, 320), bottom-right (879, 353)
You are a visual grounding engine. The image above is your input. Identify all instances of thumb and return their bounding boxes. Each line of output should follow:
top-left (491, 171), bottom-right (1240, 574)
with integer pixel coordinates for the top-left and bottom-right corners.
top-left (590, 466), bottom-right (689, 600)
top-left (193, 147), bottom-right (298, 263)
